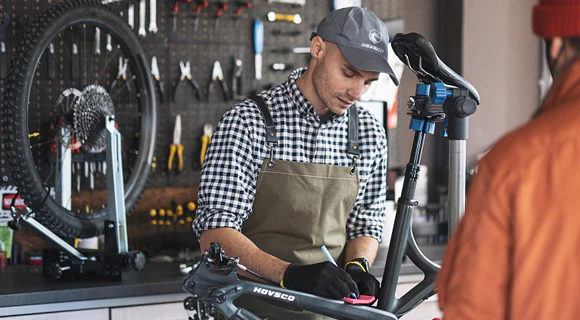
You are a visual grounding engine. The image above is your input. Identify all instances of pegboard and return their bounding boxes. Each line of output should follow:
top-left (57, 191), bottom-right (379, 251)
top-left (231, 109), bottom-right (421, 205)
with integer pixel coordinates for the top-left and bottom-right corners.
top-left (0, 0), bottom-right (403, 191)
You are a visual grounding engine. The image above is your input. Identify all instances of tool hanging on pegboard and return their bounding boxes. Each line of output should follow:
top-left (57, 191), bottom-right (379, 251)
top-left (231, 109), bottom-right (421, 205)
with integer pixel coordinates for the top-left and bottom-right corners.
top-left (151, 56), bottom-right (166, 102)
top-left (174, 61), bottom-right (203, 101)
top-left (149, 0), bottom-right (158, 33)
top-left (267, 11), bottom-right (302, 24)
top-left (207, 61), bottom-right (229, 102)
top-left (168, 115), bottom-right (184, 172)
top-left (253, 18), bottom-right (263, 80)
top-left (0, 12), bottom-right (9, 80)
top-left (213, 2), bottom-right (228, 34)
top-left (268, 0), bottom-right (306, 5)
top-left (193, 0), bottom-right (208, 32)
top-left (200, 123), bottom-right (213, 166)
top-left (231, 56), bottom-right (244, 100)
top-left (233, 1), bottom-right (252, 27)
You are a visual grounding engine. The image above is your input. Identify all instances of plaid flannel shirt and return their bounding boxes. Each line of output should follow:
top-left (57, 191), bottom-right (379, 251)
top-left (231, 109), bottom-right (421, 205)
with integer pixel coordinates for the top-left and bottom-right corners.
top-left (193, 68), bottom-right (388, 243)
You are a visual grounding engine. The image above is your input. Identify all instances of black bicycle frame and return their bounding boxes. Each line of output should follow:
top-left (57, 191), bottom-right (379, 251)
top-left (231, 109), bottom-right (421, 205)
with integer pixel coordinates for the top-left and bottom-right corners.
top-left (183, 248), bottom-right (398, 320)
top-left (183, 32), bottom-right (480, 320)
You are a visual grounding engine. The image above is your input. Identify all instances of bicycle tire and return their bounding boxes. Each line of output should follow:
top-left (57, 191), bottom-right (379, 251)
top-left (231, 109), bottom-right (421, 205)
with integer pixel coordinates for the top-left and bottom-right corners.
top-left (4, 0), bottom-right (157, 238)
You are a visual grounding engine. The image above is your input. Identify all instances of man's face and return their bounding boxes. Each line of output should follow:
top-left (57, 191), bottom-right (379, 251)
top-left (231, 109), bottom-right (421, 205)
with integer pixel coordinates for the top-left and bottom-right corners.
top-left (311, 43), bottom-right (380, 115)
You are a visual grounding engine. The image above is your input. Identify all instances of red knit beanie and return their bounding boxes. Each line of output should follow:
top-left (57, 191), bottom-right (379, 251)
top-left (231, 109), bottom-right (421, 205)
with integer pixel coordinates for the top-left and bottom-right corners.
top-left (533, 0), bottom-right (580, 38)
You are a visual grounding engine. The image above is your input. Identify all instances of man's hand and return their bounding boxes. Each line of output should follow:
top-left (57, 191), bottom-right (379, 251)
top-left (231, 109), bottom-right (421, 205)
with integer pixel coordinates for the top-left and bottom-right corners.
top-left (282, 262), bottom-right (359, 299)
top-left (345, 261), bottom-right (380, 297)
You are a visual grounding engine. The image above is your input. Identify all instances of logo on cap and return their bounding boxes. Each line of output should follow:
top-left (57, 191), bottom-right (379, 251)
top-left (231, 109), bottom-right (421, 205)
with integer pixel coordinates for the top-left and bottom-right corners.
top-left (369, 30), bottom-right (383, 45)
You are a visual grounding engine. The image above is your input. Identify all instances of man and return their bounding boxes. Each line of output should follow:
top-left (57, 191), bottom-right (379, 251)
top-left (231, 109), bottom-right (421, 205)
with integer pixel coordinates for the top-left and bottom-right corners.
top-left (193, 6), bottom-right (398, 319)
top-left (438, 0), bottom-right (580, 319)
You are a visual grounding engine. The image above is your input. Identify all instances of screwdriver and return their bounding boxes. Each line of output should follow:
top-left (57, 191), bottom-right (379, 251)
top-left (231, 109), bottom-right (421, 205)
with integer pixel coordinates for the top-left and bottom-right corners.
top-left (254, 18), bottom-right (264, 80)
top-left (172, 1), bottom-right (180, 31)
top-left (214, 3), bottom-right (228, 34)
top-left (234, 1), bottom-right (252, 28)
top-left (193, 1), bottom-right (208, 33)
top-left (172, 0), bottom-right (192, 32)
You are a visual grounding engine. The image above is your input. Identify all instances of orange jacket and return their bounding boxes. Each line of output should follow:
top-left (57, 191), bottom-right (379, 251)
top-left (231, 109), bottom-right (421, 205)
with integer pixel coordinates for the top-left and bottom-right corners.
top-left (437, 58), bottom-right (580, 320)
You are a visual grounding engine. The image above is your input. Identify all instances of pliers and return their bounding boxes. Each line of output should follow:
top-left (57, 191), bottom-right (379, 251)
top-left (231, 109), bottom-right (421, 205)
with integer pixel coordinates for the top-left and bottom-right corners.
top-left (151, 56), bottom-right (165, 102)
top-left (168, 115), bottom-right (184, 171)
top-left (207, 60), bottom-right (229, 102)
top-left (200, 123), bottom-right (213, 165)
top-left (110, 56), bottom-right (132, 99)
top-left (174, 60), bottom-right (203, 102)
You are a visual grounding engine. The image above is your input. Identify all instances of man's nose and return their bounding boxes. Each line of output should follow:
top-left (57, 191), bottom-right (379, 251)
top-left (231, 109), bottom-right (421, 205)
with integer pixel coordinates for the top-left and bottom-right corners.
top-left (347, 80), bottom-right (365, 101)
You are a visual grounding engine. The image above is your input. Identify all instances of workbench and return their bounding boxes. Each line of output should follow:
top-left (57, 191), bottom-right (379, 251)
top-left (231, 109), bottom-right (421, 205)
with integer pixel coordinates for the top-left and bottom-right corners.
top-left (0, 245), bottom-right (445, 320)
top-left (0, 262), bottom-right (190, 319)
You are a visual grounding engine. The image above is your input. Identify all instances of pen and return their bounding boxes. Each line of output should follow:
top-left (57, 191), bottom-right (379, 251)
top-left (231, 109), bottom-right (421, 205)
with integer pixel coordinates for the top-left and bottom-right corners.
top-left (320, 245), bottom-right (357, 299)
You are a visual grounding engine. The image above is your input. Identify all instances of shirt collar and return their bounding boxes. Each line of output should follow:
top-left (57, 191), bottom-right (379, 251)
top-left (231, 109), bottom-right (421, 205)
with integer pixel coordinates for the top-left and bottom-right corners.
top-left (284, 68), bottom-right (347, 123)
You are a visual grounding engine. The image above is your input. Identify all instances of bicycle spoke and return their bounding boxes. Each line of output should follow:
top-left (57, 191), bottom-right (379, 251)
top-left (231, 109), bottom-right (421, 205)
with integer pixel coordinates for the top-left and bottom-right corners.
top-left (97, 46), bottom-right (122, 86)
top-left (30, 84), bottom-right (59, 106)
top-left (58, 32), bottom-right (85, 89)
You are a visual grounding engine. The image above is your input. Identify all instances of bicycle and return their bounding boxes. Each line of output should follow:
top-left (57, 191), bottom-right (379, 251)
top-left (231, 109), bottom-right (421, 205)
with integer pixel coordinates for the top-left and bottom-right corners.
top-left (181, 32), bottom-right (480, 320)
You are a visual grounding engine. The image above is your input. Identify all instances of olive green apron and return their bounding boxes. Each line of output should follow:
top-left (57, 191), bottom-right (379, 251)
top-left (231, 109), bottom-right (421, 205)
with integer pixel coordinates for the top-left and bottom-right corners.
top-left (233, 97), bottom-right (361, 320)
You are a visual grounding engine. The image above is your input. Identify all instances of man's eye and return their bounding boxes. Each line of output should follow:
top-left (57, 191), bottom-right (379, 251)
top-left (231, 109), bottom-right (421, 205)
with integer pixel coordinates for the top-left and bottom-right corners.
top-left (343, 71), bottom-right (354, 78)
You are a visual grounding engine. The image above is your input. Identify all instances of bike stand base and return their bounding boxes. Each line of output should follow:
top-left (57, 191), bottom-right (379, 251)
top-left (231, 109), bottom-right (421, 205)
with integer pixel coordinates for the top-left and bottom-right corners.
top-left (38, 219), bottom-right (145, 281)
top-left (42, 248), bottom-right (145, 281)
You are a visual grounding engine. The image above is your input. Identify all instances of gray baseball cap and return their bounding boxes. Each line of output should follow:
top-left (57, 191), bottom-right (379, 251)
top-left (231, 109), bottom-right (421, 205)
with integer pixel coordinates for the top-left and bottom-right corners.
top-left (310, 6), bottom-right (399, 85)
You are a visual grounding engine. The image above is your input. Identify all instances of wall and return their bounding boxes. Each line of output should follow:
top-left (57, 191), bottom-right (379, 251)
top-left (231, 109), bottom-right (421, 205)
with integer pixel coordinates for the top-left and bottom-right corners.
top-left (398, 0), bottom-right (442, 171)
top-left (397, 0), bottom-right (541, 190)
top-left (463, 0), bottom-right (540, 164)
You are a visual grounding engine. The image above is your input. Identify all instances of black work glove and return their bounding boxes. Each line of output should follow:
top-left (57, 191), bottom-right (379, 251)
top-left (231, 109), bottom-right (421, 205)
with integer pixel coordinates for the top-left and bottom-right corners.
top-left (344, 260), bottom-right (380, 297)
top-left (282, 262), bottom-right (359, 299)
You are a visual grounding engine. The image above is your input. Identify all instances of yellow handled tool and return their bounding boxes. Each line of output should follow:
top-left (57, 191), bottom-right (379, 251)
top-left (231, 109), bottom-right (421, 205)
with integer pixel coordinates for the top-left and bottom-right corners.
top-left (168, 115), bottom-right (184, 171)
top-left (200, 123), bottom-right (213, 165)
top-left (267, 11), bottom-right (302, 24)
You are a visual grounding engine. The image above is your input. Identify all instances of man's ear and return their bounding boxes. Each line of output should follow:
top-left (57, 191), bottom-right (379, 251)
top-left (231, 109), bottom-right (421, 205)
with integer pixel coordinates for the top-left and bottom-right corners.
top-left (310, 36), bottom-right (326, 59)
top-left (549, 37), bottom-right (563, 60)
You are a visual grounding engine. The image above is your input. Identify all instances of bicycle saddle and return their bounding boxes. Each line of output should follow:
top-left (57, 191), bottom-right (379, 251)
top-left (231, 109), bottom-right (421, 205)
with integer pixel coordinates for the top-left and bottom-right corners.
top-left (391, 32), bottom-right (480, 104)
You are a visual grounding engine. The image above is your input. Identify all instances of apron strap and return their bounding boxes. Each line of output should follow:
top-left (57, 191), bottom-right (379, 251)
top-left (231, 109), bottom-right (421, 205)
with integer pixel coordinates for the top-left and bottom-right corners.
top-left (347, 104), bottom-right (360, 158)
top-left (251, 96), bottom-right (360, 172)
top-left (347, 105), bottom-right (360, 175)
top-left (251, 95), bottom-right (278, 147)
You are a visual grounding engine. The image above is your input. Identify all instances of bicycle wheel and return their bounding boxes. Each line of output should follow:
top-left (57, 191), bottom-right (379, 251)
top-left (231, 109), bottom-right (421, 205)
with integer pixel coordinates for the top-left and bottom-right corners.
top-left (4, 0), bottom-right (157, 239)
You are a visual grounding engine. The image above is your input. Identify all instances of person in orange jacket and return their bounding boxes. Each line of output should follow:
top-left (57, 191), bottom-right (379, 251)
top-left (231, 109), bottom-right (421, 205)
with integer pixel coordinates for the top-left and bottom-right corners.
top-left (437, 0), bottom-right (580, 319)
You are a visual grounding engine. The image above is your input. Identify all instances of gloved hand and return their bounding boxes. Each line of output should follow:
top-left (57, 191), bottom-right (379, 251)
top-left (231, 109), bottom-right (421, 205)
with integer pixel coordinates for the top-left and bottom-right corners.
top-left (344, 260), bottom-right (380, 297)
top-left (282, 262), bottom-right (359, 299)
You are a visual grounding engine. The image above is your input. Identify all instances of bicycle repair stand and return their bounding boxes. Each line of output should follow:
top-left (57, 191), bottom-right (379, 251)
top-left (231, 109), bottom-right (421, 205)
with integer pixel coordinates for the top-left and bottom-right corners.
top-left (377, 32), bottom-right (480, 315)
top-left (8, 115), bottom-right (145, 281)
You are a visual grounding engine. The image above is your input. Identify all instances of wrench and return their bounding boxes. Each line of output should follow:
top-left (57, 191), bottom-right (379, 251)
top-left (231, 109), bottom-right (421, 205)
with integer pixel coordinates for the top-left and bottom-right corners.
top-left (0, 12), bottom-right (8, 80)
top-left (128, 4), bottom-right (135, 29)
top-left (138, 0), bottom-right (146, 37)
top-left (94, 27), bottom-right (101, 55)
top-left (47, 43), bottom-right (56, 79)
top-left (148, 0), bottom-right (158, 34)
top-left (106, 33), bottom-right (112, 52)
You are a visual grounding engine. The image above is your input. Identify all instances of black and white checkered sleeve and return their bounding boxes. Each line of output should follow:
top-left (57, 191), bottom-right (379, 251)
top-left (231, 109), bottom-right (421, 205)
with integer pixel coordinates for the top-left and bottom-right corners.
top-left (192, 104), bottom-right (260, 239)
